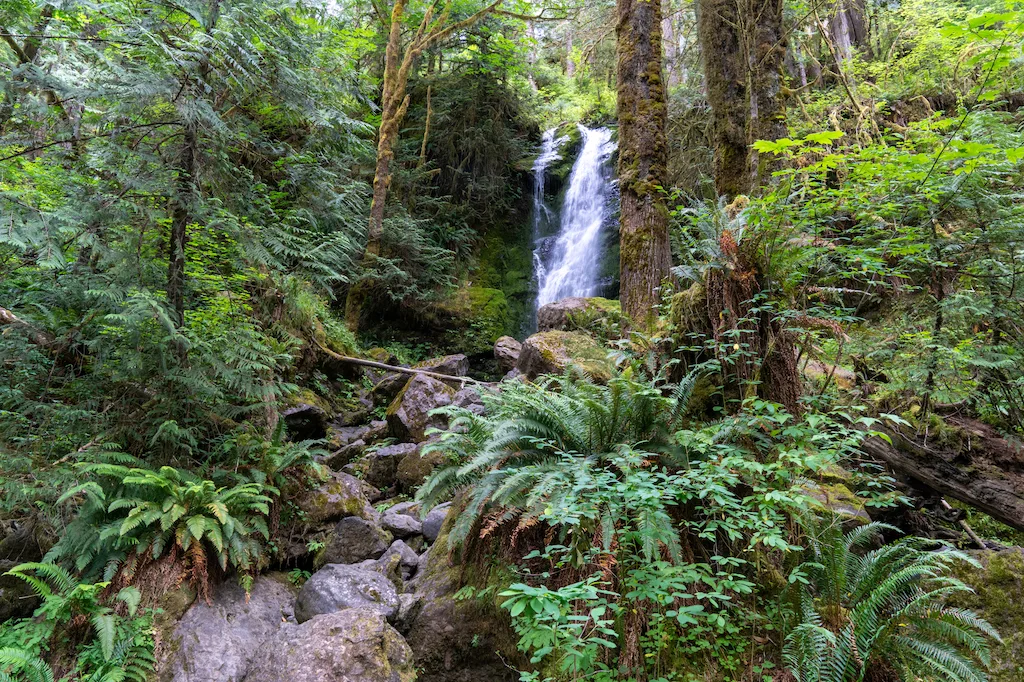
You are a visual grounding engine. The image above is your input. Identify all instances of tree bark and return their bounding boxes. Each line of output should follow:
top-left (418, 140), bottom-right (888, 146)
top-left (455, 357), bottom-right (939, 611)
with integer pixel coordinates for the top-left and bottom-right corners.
top-left (616, 0), bottom-right (672, 327)
top-left (698, 0), bottom-right (749, 198)
top-left (748, 0), bottom-right (786, 184)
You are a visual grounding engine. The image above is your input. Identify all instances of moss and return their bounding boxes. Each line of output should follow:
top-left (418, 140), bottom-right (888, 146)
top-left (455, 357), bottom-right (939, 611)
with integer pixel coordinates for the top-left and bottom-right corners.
top-left (526, 331), bottom-right (616, 382)
top-left (803, 481), bottom-right (870, 524)
top-left (948, 550), bottom-right (1024, 681)
top-left (434, 285), bottom-right (512, 355)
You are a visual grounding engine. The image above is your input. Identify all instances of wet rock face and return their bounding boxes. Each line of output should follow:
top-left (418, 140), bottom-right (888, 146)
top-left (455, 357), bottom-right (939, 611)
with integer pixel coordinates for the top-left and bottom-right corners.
top-left (241, 608), bottom-right (416, 682)
top-left (295, 564), bottom-right (400, 623)
top-left (493, 336), bottom-right (522, 373)
top-left (160, 575), bottom-right (297, 682)
top-left (386, 375), bottom-right (455, 443)
top-left (321, 516), bottom-right (391, 565)
top-left (516, 330), bottom-right (614, 382)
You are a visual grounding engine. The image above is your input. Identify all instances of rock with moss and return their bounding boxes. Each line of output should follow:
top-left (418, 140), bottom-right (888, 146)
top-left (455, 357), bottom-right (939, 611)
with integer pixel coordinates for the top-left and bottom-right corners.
top-left (281, 388), bottom-right (333, 440)
top-left (432, 286), bottom-right (513, 356)
top-left (949, 549), bottom-right (1024, 682)
top-left (396, 445), bottom-right (446, 493)
top-left (415, 354), bottom-right (469, 377)
top-left (386, 375), bottom-right (455, 443)
top-left (362, 442), bottom-right (419, 491)
top-left (320, 516), bottom-right (391, 566)
top-left (493, 336), bottom-right (522, 372)
top-left (537, 296), bottom-right (622, 332)
top-left (404, 514), bottom-right (520, 682)
top-left (293, 471), bottom-right (375, 525)
top-left (516, 330), bottom-right (615, 382)
top-left (241, 608), bottom-right (416, 682)
top-left (803, 481), bottom-right (870, 525)
top-left (159, 574), bottom-right (296, 682)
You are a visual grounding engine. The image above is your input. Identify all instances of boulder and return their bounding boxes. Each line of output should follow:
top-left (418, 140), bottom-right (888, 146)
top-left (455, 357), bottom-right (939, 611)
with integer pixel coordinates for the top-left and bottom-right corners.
top-left (415, 354), bottom-right (470, 377)
top-left (160, 575), bottom-right (296, 682)
top-left (537, 296), bottom-right (621, 332)
top-left (405, 544), bottom-right (519, 682)
top-left (332, 396), bottom-right (373, 427)
top-left (293, 471), bottom-right (374, 525)
top-left (386, 375), bottom-right (455, 443)
top-left (396, 446), bottom-right (446, 493)
top-left (364, 442), bottom-right (419, 490)
top-left (378, 540), bottom-right (420, 581)
top-left (382, 512), bottom-right (422, 538)
top-left (516, 331), bottom-right (614, 382)
top-left (385, 500), bottom-right (420, 518)
top-left (422, 503), bottom-right (451, 544)
top-left (452, 386), bottom-right (485, 415)
top-left (371, 373), bottom-right (409, 405)
top-left (950, 549), bottom-right (1024, 682)
top-left (804, 481), bottom-right (871, 525)
top-left (493, 336), bottom-right (522, 373)
top-left (329, 423), bottom-right (373, 448)
top-left (295, 564), bottom-right (399, 623)
top-left (322, 438), bottom-right (366, 470)
top-left (320, 516), bottom-right (391, 565)
top-left (282, 400), bottom-right (329, 441)
top-left (241, 608), bottom-right (416, 682)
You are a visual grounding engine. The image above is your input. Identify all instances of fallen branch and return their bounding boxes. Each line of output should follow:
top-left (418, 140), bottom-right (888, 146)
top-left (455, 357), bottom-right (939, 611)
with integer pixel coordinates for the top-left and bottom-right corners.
top-left (315, 342), bottom-right (493, 386)
top-left (0, 305), bottom-right (55, 346)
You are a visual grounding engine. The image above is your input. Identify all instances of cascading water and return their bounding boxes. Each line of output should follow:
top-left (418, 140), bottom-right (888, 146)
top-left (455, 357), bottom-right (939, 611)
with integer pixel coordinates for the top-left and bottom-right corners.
top-left (530, 128), bottom-right (566, 299)
top-left (534, 125), bottom-right (617, 310)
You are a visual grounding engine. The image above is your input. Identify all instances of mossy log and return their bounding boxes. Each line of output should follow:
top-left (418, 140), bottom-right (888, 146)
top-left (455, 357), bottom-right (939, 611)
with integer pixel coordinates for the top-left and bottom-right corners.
top-left (861, 419), bottom-right (1024, 531)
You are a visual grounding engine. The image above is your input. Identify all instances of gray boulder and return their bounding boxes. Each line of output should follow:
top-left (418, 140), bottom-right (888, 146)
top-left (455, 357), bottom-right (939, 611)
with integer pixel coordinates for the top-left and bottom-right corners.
top-left (378, 540), bottom-right (420, 581)
top-left (382, 512), bottom-right (422, 538)
top-left (421, 503), bottom-right (451, 544)
top-left (295, 564), bottom-right (399, 623)
top-left (323, 438), bottom-right (366, 470)
top-left (364, 442), bottom-right (418, 490)
top-left (282, 402), bottom-right (328, 441)
top-left (321, 516), bottom-right (390, 565)
top-left (493, 336), bottom-right (522, 373)
top-left (241, 608), bottom-right (415, 682)
top-left (371, 373), bottom-right (409, 405)
top-left (516, 331), bottom-right (614, 382)
top-left (161, 575), bottom-right (296, 682)
top-left (395, 445), bottom-right (446, 494)
top-left (415, 354), bottom-right (470, 377)
top-left (386, 375), bottom-right (455, 443)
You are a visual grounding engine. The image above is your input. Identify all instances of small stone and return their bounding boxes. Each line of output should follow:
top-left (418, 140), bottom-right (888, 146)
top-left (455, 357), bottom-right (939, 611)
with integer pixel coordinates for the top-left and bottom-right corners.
top-left (378, 540), bottom-right (420, 581)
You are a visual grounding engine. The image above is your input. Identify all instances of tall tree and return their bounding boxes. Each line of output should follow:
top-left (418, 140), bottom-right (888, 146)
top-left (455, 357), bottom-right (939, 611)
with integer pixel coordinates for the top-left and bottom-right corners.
top-left (346, 0), bottom-right (504, 328)
top-left (698, 0), bottom-right (786, 198)
top-left (615, 0), bottom-right (672, 326)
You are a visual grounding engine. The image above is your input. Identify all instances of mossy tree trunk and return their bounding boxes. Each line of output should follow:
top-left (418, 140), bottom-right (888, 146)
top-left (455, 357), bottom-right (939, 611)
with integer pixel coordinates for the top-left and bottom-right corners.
top-left (698, 0), bottom-right (749, 198)
top-left (615, 0), bottom-right (672, 328)
top-left (346, 0), bottom-right (504, 330)
top-left (698, 0), bottom-right (787, 198)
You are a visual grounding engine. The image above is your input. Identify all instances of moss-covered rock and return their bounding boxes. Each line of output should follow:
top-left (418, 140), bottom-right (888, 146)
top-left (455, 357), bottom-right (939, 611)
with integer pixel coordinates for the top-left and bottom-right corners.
top-left (432, 285), bottom-right (512, 356)
top-left (537, 296), bottom-right (622, 332)
top-left (516, 330), bottom-right (615, 382)
top-left (949, 550), bottom-right (1024, 682)
top-left (386, 374), bottom-right (456, 443)
top-left (803, 481), bottom-right (870, 525)
top-left (292, 470), bottom-right (375, 524)
top-left (397, 447), bottom-right (446, 493)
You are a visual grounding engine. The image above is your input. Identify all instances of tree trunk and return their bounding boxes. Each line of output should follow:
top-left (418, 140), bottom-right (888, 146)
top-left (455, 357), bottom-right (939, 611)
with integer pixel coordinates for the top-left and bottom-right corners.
top-left (748, 0), bottom-right (786, 184)
top-left (698, 0), bottom-right (749, 198)
top-left (616, 0), bottom-right (672, 327)
top-left (167, 122), bottom-right (198, 328)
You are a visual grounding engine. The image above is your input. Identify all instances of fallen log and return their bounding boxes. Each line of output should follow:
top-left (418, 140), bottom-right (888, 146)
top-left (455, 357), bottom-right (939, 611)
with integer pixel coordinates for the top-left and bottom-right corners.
top-left (860, 423), bottom-right (1024, 532)
top-left (0, 305), bottom-right (55, 347)
top-left (314, 342), bottom-right (493, 386)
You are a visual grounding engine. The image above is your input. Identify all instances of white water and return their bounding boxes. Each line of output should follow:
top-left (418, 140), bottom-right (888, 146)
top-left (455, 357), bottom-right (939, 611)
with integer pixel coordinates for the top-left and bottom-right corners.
top-left (531, 129), bottom-right (566, 295)
top-left (535, 125), bottom-right (616, 308)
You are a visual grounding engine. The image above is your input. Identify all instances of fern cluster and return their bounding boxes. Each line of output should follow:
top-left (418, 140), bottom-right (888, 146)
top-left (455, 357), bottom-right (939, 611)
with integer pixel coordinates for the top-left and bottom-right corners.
top-left (784, 519), bottom-right (1000, 682)
top-left (47, 462), bottom-right (274, 588)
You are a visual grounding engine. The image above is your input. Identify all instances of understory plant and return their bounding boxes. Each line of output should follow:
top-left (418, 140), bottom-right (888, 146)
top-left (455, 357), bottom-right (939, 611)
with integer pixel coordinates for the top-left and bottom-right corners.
top-left (783, 519), bottom-right (999, 682)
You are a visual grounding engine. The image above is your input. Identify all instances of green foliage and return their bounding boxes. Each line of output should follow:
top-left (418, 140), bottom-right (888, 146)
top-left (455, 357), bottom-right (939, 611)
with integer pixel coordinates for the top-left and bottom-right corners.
top-left (47, 463), bottom-right (274, 584)
top-left (783, 519), bottom-right (999, 682)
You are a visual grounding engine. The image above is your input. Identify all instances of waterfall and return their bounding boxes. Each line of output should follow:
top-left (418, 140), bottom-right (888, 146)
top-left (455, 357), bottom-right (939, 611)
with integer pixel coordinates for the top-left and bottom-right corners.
top-left (530, 128), bottom-right (566, 300)
top-left (535, 125), bottom-right (616, 309)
